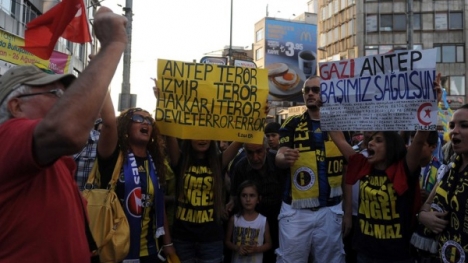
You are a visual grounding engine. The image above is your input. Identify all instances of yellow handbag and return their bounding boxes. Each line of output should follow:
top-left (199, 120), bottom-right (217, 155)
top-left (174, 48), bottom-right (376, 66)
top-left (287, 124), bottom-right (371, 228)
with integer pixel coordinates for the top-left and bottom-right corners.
top-left (82, 153), bottom-right (130, 263)
top-left (167, 253), bottom-right (181, 263)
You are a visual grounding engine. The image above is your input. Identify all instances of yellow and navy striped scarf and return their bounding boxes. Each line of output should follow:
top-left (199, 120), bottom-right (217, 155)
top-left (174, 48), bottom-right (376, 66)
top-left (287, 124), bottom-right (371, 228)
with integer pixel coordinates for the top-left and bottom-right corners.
top-left (285, 115), bottom-right (343, 208)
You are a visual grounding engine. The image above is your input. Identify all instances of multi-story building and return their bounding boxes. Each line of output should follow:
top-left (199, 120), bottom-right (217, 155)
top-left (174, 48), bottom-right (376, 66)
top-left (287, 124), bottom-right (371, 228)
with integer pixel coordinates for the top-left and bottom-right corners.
top-left (0, 0), bottom-right (100, 75)
top-left (314, 0), bottom-right (467, 109)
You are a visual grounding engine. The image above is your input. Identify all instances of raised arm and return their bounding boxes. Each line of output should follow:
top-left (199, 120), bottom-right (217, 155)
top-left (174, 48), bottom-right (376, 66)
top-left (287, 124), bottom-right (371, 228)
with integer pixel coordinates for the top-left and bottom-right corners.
top-left (222, 142), bottom-right (242, 169)
top-left (34, 7), bottom-right (127, 165)
top-left (406, 131), bottom-right (429, 174)
top-left (165, 136), bottom-right (180, 167)
top-left (97, 92), bottom-right (118, 159)
top-left (328, 131), bottom-right (356, 162)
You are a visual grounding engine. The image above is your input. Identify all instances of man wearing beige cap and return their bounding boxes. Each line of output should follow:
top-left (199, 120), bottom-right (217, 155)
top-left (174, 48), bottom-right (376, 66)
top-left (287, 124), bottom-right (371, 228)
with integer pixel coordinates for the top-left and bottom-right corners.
top-left (0, 7), bottom-right (127, 263)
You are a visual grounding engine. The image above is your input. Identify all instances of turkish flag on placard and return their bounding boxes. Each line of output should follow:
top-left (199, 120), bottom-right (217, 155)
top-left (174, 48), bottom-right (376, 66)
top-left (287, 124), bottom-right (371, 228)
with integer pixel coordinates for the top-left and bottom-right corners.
top-left (22, 0), bottom-right (91, 60)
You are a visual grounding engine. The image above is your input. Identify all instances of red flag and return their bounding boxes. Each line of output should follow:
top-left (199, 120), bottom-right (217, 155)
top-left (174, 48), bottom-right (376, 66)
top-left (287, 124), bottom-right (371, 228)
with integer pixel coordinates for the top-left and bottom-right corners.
top-left (22, 0), bottom-right (91, 60)
top-left (62, 1), bottom-right (91, 43)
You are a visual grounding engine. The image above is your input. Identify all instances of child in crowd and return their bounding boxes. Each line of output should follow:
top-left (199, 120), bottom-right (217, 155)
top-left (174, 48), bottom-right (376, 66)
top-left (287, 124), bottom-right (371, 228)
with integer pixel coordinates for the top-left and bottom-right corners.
top-left (225, 180), bottom-right (271, 263)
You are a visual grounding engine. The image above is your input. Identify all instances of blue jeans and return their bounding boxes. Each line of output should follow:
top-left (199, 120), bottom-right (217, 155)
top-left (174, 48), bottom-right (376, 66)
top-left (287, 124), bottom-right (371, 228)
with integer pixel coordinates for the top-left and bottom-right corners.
top-left (173, 239), bottom-right (223, 263)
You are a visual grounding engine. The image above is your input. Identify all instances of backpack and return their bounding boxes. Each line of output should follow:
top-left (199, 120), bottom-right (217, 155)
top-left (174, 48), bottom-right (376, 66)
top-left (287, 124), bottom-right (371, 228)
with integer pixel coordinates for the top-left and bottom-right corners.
top-left (82, 152), bottom-right (130, 263)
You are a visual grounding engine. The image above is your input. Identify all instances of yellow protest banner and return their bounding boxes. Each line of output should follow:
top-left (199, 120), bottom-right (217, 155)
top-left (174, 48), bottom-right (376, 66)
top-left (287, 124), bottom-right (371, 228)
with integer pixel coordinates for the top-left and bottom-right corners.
top-left (156, 59), bottom-right (269, 144)
top-left (0, 29), bottom-right (71, 74)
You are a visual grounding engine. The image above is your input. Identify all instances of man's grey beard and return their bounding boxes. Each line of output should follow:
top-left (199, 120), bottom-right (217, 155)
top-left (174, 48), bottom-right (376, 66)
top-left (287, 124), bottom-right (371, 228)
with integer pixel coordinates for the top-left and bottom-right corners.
top-left (247, 153), bottom-right (267, 170)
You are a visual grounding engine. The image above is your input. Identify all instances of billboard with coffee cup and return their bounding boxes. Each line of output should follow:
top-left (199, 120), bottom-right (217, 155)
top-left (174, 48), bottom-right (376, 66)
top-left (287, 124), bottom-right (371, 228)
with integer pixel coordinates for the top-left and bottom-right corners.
top-left (264, 18), bottom-right (317, 102)
top-left (298, 50), bottom-right (317, 78)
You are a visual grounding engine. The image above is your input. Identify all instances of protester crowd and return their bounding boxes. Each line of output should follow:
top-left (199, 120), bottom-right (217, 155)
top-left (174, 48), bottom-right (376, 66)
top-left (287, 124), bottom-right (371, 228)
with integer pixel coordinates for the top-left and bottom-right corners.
top-left (1, 5), bottom-right (468, 263)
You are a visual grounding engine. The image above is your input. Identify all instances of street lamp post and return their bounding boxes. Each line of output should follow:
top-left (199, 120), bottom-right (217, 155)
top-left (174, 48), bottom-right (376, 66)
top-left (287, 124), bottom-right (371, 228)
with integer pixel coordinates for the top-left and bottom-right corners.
top-left (119, 0), bottom-right (136, 111)
top-left (407, 0), bottom-right (413, 50)
top-left (229, 0), bottom-right (233, 65)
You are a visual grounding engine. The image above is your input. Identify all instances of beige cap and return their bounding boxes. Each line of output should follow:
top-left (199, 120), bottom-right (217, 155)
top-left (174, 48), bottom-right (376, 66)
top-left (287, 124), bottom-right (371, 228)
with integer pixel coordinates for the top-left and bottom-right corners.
top-left (0, 65), bottom-right (75, 105)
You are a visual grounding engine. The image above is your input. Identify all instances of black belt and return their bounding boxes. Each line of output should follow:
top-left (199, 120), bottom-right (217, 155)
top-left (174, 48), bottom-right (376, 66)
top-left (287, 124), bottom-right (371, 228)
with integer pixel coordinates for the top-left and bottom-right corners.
top-left (303, 196), bottom-right (342, 211)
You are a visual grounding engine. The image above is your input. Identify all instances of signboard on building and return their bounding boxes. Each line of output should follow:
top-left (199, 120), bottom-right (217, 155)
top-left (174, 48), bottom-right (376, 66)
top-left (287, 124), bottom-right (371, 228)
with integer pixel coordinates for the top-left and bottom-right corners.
top-left (264, 18), bottom-right (317, 102)
top-left (234, 59), bottom-right (256, 68)
top-left (287, 105), bottom-right (306, 117)
top-left (0, 29), bottom-right (71, 74)
top-left (200, 56), bottom-right (228, 65)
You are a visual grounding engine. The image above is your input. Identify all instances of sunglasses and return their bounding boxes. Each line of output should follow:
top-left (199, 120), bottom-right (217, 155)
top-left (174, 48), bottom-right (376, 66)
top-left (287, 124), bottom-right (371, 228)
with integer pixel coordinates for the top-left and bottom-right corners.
top-left (131, 114), bottom-right (154, 125)
top-left (302, 86), bottom-right (320, 94)
top-left (17, 89), bottom-right (64, 99)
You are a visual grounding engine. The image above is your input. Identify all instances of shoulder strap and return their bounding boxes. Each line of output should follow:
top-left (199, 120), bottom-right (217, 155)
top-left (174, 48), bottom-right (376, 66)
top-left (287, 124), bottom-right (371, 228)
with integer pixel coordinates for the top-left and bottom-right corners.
top-left (108, 151), bottom-right (124, 189)
top-left (85, 159), bottom-right (99, 186)
top-left (84, 151), bottom-right (124, 189)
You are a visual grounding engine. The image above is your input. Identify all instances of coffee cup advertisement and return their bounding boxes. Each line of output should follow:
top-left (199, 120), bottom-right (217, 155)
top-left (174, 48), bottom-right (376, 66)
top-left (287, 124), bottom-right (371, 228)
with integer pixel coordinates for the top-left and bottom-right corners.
top-left (263, 18), bottom-right (317, 102)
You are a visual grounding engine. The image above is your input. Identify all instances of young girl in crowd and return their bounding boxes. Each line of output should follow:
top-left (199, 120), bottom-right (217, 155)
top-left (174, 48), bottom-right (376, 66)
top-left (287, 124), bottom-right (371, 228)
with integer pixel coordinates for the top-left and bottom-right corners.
top-left (331, 130), bottom-right (430, 263)
top-left (418, 104), bottom-right (468, 262)
top-left (166, 138), bottom-right (241, 263)
top-left (225, 180), bottom-right (272, 263)
top-left (98, 107), bottom-right (175, 262)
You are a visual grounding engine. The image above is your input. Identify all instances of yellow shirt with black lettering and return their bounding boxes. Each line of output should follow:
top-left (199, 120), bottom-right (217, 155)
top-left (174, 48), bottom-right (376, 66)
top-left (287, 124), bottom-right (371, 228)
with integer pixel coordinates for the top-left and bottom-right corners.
top-left (173, 157), bottom-right (223, 242)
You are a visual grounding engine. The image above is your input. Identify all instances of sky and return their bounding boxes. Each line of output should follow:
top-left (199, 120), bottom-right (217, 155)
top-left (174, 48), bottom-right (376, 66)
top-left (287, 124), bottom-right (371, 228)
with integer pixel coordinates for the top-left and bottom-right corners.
top-left (102, 0), bottom-right (311, 114)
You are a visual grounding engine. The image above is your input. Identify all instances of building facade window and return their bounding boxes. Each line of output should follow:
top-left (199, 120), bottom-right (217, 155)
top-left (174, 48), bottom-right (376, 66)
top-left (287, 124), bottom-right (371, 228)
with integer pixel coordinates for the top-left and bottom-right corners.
top-left (341, 0), bottom-right (347, 9)
top-left (22, 2), bottom-right (40, 24)
top-left (255, 47), bottom-right (263, 60)
top-left (435, 13), bottom-right (448, 30)
top-left (341, 23), bottom-right (347, 38)
top-left (434, 44), bottom-right (464, 63)
top-left (413, 13), bottom-right (421, 30)
top-left (449, 76), bottom-right (465, 96)
top-left (367, 13), bottom-right (421, 32)
top-left (365, 44), bottom-right (423, 56)
top-left (319, 33), bottom-right (326, 47)
top-left (365, 46), bottom-right (378, 56)
top-left (435, 12), bottom-right (463, 30)
top-left (256, 28), bottom-right (263, 42)
top-left (380, 14), bottom-right (407, 31)
top-left (348, 20), bottom-right (354, 35)
top-left (393, 14), bottom-right (406, 31)
top-left (380, 14), bottom-right (392, 31)
top-left (379, 45), bottom-right (393, 54)
top-left (10, 0), bottom-right (20, 19)
top-left (79, 44), bottom-right (85, 62)
top-left (0, 0), bottom-right (12, 14)
top-left (449, 12), bottom-right (463, 29)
